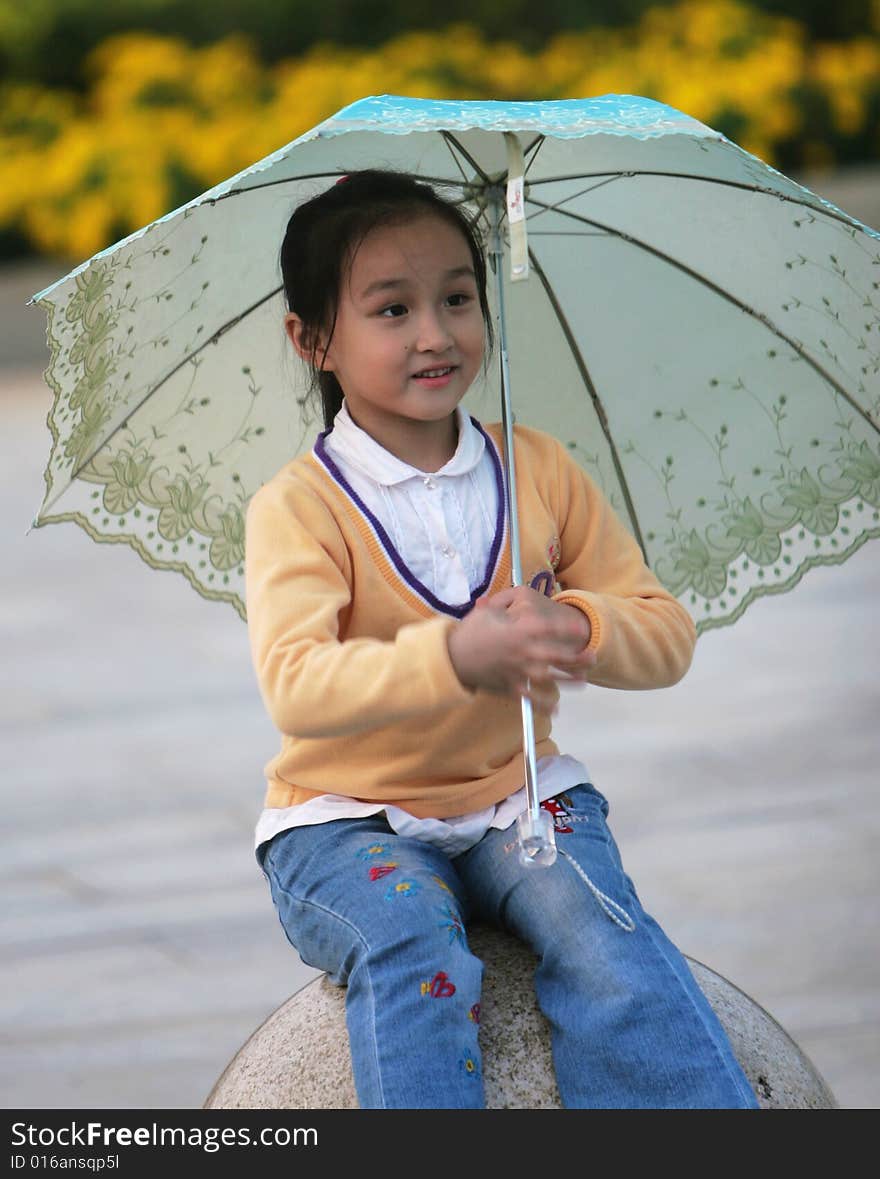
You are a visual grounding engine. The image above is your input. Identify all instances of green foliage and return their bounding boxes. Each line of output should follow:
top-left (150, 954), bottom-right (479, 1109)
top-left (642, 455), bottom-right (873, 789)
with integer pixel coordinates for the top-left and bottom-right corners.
top-left (756, 0), bottom-right (876, 41)
top-left (0, 0), bottom-right (179, 87)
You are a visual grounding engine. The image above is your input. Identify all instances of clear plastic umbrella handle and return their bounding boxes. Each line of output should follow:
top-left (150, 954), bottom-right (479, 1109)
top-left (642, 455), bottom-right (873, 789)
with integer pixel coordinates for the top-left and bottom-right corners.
top-left (488, 180), bottom-right (557, 870)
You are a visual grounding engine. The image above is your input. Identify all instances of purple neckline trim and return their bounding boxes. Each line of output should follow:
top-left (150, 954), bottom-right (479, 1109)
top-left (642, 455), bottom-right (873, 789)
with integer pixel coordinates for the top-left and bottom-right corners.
top-left (313, 418), bottom-right (506, 618)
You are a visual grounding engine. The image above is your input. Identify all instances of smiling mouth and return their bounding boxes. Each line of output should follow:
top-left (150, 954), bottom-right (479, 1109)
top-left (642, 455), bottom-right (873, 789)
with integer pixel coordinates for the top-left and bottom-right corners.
top-left (413, 365), bottom-right (455, 378)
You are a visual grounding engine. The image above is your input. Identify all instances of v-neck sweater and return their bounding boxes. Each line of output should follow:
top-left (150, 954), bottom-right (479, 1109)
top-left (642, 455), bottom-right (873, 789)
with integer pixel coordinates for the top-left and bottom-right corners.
top-left (244, 420), bottom-right (697, 819)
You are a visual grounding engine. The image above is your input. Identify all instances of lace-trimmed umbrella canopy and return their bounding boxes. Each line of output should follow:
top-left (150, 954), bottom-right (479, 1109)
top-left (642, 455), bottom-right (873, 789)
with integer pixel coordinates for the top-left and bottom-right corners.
top-left (31, 93), bottom-right (880, 630)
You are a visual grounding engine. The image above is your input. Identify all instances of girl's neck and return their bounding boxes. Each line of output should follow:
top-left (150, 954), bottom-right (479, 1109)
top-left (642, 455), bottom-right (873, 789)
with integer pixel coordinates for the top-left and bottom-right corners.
top-left (345, 404), bottom-right (459, 473)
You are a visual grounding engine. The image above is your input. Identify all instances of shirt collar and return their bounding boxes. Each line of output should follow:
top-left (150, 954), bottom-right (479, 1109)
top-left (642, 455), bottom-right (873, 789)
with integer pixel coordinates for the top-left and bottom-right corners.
top-left (328, 401), bottom-right (485, 487)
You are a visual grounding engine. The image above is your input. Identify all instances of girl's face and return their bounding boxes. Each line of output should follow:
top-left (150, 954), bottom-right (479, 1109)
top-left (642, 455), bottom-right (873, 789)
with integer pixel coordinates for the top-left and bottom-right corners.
top-left (291, 214), bottom-right (485, 465)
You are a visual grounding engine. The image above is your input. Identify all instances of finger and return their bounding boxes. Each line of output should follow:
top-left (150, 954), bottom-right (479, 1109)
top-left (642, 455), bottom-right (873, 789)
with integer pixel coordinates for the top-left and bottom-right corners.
top-left (547, 660), bottom-right (589, 679)
top-left (493, 585), bottom-right (558, 615)
top-left (481, 586), bottom-right (521, 610)
top-left (520, 661), bottom-right (548, 684)
top-left (546, 666), bottom-right (591, 687)
top-left (553, 646), bottom-right (597, 670)
top-left (555, 614), bottom-right (592, 642)
top-left (521, 639), bottom-right (594, 668)
top-left (511, 678), bottom-right (558, 711)
top-left (525, 684), bottom-right (561, 714)
top-left (521, 665), bottom-right (565, 695)
top-left (523, 648), bottom-right (582, 679)
top-left (515, 608), bottom-right (590, 644)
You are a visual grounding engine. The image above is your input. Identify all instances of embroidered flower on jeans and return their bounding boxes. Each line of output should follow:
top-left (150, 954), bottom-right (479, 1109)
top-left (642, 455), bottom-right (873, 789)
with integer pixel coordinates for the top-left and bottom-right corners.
top-left (357, 843), bottom-right (388, 860)
top-left (385, 878), bottom-right (420, 900)
top-left (437, 902), bottom-right (465, 945)
top-left (368, 863), bottom-right (398, 881)
top-left (420, 971), bottom-right (456, 997)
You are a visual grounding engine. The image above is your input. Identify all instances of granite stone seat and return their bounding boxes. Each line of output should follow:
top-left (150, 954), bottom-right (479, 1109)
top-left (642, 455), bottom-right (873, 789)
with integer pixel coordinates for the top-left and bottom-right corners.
top-left (204, 923), bottom-right (838, 1110)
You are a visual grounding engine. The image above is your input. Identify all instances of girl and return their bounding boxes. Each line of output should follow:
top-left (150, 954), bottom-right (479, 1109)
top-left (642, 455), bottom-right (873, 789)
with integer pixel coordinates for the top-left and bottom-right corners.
top-left (245, 169), bottom-right (759, 1110)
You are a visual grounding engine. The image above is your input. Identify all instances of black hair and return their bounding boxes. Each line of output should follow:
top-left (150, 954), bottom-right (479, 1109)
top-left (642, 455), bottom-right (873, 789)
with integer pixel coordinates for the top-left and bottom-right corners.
top-left (279, 169), bottom-right (494, 429)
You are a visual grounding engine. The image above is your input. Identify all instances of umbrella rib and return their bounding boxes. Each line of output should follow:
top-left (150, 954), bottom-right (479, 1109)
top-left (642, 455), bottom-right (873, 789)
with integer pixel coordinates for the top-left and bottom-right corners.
top-left (528, 230), bottom-right (610, 236)
top-left (209, 170), bottom-right (352, 201)
top-left (524, 170), bottom-right (877, 238)
top-left (526, 250), bottom-right (649, 557)
top-left (437, 134), bottom-right (477, 187)
top-left (525, 176), bottom-right (627, 225)
top-left (522, 135), bottom-right (546, 174)
top-left (50, 286), bottom-right (284, 505)
top-left (528, 196), bottom-right (880, 438)
top-left (440, 133), bottom-right (491, 183)
top-left (436, 131), bottom-right (544, 185)
top-left (202, 168), bottom-right (473, 201)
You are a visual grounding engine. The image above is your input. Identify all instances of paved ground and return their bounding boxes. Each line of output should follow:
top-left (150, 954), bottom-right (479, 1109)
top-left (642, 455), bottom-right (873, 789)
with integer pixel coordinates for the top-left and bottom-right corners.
top-left (2, 165), bottom-right (878, 1110)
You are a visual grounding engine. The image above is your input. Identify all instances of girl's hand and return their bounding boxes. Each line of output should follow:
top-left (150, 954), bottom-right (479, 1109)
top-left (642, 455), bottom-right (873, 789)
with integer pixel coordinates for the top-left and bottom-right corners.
top-left (447, 585), bottom-right (596, 712)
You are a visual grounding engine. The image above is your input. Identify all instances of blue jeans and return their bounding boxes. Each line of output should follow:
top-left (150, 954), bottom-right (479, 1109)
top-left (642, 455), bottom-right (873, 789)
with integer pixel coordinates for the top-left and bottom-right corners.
top-left (260, 783), bottom-right (759, 1109)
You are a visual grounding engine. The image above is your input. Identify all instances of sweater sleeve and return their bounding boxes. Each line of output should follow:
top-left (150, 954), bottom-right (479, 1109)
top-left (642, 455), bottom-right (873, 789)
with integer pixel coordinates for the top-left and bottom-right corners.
top-left (244, 475), bottom-right (473, 739)
top-left (547, 437), bottom-right (697, 689)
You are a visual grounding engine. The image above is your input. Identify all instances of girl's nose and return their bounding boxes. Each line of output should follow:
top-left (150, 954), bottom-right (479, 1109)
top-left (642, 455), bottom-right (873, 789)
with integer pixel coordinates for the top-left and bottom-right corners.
top-left (415, 310), bottom-right (453, 351)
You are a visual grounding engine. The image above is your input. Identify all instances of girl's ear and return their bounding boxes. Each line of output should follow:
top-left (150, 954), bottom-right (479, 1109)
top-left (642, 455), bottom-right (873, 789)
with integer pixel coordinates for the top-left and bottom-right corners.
top-left (284, 313), bottom-right (335, 371)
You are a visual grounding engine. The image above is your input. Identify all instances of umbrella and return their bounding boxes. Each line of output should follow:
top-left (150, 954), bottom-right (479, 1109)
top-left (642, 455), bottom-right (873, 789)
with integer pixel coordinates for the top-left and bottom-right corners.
top-left (29, 93), bottom-right (880, 866)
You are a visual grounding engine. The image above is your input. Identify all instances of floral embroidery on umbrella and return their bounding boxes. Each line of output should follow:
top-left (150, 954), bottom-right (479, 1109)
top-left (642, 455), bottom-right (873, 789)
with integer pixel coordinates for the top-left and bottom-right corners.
top-left (210, 502), bottom-right (246, 571)
top-left (468, 1003), bottom-right (481, 1025)
top-left (460, 1052), bottom-right (481, 1080)
top-left (421, 971), bottom-right (456, 997)
top-left (437, 903), bottom-right (465, 945)
top-left (100, 447), bottom-right (153, 515)
top-left (431, 874), bottom-right (453, 894)
top-left (385, 879), bottom-right (420, 901)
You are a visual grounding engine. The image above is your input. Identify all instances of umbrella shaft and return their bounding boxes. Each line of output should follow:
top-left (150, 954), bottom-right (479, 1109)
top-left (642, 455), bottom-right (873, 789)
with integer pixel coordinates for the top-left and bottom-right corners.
top-left (489, 188), bottom-right (541, 820)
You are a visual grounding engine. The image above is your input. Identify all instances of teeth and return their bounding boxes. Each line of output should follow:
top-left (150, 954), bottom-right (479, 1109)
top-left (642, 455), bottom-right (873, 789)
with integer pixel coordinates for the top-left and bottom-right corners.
top-left (416, 367), bottom-right (452, 377)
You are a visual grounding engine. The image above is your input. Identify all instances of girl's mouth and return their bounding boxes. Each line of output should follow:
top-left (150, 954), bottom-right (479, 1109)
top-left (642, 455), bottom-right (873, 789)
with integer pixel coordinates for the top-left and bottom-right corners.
top-left (412, 365), bottom-right (456, 385)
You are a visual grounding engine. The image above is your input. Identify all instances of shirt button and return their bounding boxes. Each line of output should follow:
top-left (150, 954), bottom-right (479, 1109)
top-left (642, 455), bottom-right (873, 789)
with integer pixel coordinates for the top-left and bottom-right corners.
top-left (441, 544), bottom-right (456, 558)
top-left (423, 476), bottom-right (436, 490)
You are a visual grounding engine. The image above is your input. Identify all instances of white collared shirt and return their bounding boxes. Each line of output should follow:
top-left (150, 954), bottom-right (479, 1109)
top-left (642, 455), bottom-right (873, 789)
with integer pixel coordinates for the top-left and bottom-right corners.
top-left (325, 402), bottom-right (497, 606)
top-left (254, 402), bottom-right (589, 857)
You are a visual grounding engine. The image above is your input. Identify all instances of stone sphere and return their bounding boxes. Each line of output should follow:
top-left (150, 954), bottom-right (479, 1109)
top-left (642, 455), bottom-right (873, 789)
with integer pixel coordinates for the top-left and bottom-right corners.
top-left (205, 924), bottom-right (837, 1110)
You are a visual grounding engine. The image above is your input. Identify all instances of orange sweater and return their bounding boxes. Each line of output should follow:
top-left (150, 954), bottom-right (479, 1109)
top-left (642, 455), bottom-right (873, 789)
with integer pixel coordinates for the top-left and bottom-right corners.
top-left (245, 421), bottom-right (696, 818)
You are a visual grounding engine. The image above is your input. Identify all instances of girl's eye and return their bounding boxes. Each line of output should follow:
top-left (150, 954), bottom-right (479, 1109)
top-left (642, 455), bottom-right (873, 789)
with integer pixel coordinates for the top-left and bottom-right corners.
top-left (446, 293), bottom-right (471, 307)
top-left (380, 303), bottom-right (407, 318)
